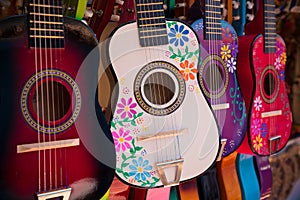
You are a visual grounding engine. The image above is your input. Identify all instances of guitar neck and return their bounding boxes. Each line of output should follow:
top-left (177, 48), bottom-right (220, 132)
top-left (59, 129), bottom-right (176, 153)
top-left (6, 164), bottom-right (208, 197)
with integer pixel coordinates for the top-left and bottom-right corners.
top-left (204, 0), bottom-right (222, 40)
top-left (29, 0), bottom-right (64, 48)
top-left (263, 0), bottom-right (276, 53)
top-left (135, 0), bottom-right (169, 47)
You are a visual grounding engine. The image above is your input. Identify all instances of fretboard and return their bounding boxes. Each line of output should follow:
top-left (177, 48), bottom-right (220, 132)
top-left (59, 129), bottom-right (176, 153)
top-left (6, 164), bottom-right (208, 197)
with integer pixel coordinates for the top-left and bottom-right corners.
top-left (135, 0), bottom-right (168, 47)
top-left (263, 0), bottom-right (276, 53)
top-left (204, 0), bottom-right (222, 40)
top-left (29, 0), bottom-right (64, 48)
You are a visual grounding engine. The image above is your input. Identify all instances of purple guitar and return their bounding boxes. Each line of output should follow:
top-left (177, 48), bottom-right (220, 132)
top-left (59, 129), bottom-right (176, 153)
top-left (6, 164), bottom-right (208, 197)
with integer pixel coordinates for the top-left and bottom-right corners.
top-left (191, 0), bottom-right (247, 157)
top-left (255, 156), bottom-right (272, 199)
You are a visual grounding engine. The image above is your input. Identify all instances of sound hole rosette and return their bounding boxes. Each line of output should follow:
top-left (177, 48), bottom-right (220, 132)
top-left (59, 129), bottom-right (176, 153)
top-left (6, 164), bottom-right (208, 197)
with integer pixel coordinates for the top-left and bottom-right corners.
top-left (134, 61), bottom-right (186, 116)
top-left (260, 65), bottom-right (280, 104)
top-left (199, 54), bottom-right (229, 99)
top-left (20, 70), bottom-right (81, 134)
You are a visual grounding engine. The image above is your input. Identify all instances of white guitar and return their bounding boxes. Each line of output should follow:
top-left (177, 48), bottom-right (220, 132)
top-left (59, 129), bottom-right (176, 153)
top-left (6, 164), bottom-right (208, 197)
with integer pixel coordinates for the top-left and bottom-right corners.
top-left (108, 0), bottom-right (220, 188)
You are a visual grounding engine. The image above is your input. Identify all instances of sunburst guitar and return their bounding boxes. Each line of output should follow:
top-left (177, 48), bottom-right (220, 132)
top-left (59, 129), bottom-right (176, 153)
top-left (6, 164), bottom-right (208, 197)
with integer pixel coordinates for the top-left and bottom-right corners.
top-left (108, 0), bottom-right (220, 188)
top-left (0, 0), bottom-right (115, 199)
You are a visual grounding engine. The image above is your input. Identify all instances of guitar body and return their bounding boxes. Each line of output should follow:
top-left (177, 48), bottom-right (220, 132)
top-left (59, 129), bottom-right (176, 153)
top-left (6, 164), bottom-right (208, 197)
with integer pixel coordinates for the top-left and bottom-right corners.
top-left (191, 19), bottom-right (247, 157)
top-left (236, 154), bottom-right (260, 200)
top-left (254, 156), bottom-right (272, 199)
top-left (0, 15), bottom-right (115, 199)
top-left (216, 152), bottom-right (242, 200)
top-left (108, 20), bottom-right (219, 188)
top-left (236, 34), bottom-right (292, 155)
top-left (197, 164), bottom-right (220, 200)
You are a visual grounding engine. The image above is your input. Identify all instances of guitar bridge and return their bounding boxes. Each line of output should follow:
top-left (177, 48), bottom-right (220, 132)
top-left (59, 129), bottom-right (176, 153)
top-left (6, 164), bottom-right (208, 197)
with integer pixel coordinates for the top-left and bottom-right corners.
top-left (269, 135), bottom-right (281, 154)
top-left (36, 187), bottom-right (71, 200)
top-left (156, 158), bottom-right (184, 187)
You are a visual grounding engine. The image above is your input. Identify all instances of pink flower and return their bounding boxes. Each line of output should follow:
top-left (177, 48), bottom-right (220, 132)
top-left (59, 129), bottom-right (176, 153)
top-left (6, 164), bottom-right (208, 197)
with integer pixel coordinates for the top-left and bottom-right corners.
top-left (112, 128), bottom-right (132, 152)
top-left (116, 97), bottom-right (137, 119)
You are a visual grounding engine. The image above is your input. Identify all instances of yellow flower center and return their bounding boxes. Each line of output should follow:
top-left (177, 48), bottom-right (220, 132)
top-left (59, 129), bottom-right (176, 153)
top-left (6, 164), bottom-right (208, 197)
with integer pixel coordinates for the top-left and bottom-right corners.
top-left (176, 33), bottom-right (182, 38)
top-left (137, 166), bottom-right (143, 172)
top-left (119, 137), bottom-right (124, 143)
top-left (124, 105), bottom-right (130, 112)
top-left (185, 68), bottom-right (190, 73)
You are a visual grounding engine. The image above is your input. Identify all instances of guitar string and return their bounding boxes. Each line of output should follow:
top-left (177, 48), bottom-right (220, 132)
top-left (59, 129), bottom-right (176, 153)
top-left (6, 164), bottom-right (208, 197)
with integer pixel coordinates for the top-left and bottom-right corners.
top-left (32, 0), bottom-right (42, 192)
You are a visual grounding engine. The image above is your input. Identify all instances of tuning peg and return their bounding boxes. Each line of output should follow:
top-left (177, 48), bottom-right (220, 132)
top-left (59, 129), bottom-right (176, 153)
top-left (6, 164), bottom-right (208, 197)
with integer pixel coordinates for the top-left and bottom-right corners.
top-left (233, 16), bottom-right (240, 20)
top-left (247, 1), bottom-right (254, 9)
top-left (176, 3), bottom-right (186, 8)
top-left (232, 1), bottom-right (240, 9)
top-left (115, 0), bottom-right (124, 5)
top-left (111, 14), bottom-right (120, 22)
top-left (246, 13), bottom-right (254, 21)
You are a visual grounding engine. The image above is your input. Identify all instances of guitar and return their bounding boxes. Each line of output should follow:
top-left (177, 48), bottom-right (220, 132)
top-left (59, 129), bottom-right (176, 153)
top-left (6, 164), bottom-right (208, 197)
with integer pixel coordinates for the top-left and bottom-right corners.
top-left (108, 0), bottom-right (220, 188)
top-left (0, 0), bottom-right (116, 199)
top-left (254, 155), bottom-right (272, 199)
top-left (63, 0), bottom-right (87, 19)
top-left (236, 0), bottom-right (292, 156)
top-left (236, 154), bottom-right (260, 199)
top-left (191, 0), bottom-right (247, 158)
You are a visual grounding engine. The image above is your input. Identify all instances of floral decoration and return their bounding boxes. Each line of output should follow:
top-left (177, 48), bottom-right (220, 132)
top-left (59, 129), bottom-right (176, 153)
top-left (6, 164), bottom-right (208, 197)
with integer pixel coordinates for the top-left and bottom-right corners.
top-left (275, 57), bottom-right (282, 70)
top-left (253, 134), bottom-right (263, 151)
top-left (254, 96), bottom-right (263, 111)
top-left (227, 57), bottom-right (236, 73)
top-left (229, 41), bottom-right (238, 57)
top-left (168, 24), bottom-right (189, 47)
top-left (179, 60), bottom-right (198, 81)
top-left (112, 128), bottom-right (132, 152)
top-left (221, 44), bottom-right (231, 61)
top-left (116, 97), bottom-right (137, 119)
top-left (129, 157), bottom-right (152, 181)
top-left (251, 119), bottom-right (261, 135)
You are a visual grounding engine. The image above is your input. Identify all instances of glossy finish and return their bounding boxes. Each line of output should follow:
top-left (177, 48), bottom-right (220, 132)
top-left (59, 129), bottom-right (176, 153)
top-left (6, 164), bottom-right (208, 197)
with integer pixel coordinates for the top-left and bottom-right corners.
top-left (0, 15), bottom-right (114, 199)
top-left (255, 156), bottom-right (272, 199)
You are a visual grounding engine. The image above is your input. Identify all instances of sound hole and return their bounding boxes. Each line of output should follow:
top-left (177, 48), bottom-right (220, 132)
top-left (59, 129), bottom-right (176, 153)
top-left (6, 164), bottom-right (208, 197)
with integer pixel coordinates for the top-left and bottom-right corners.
top-left (143, 72), bottom-right (175, 105)
top-left (205, 64), bottom-right (224, 92)
top-left (33, 81), bottom-right (70, 121)
top-left (264, 73), bottom-right (275, 97)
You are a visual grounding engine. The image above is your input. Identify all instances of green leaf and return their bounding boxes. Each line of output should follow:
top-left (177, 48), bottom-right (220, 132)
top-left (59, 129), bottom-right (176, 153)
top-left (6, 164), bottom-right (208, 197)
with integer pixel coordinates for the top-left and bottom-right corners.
top-left (194, 49), bottom-right (200, 55)
top-left (177, 49), bottom-right (182, 56)
top-left (169, 46), bottom-right (174, 53)
top-left (121, 162), bottom-right (129, 168)
top-left (185, 45), bottom-right (189, 53)
top-left (136, 112), bottom-right (143, 118)
top-left (132, 138), bottom-right (136, 147)
top-left (135, 146), bottom-right (143, 151)
top-left (170, 54), bottom-right (177, 59)
top-left (118, 121), bottom-right (124, 126)
top-left (116, 168), bottom-right (123, 173)
top-left (131, 120), bottom-right (137, 126)
top-left (187, 52), bottom-right (193, 59)
top-left (110, 122), bottom-right (116, 130)
top-left (180, 55), bottom-right (186, 62)
top-left (129, 148), bottom-right (134, 154)
top-left (123, 172), bottom-right (130, 178)
top-left (122, 153), bottom-right (126, 160)
top-left (123, 117), bottom-right (130, 122)
top-left (152, 177), bottom-right (159, 182)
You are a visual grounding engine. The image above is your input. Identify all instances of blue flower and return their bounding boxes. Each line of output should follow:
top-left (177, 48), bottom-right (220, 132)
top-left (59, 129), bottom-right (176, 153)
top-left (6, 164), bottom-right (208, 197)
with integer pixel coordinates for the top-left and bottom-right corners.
top-left (279, 70), bottom-right (285, 81)
top-left (128, 157), bottom-right (152, 181)
top-left (260, 123), bottom-right (268, 138)
top-left (168, 24), bottom-right (189, 46)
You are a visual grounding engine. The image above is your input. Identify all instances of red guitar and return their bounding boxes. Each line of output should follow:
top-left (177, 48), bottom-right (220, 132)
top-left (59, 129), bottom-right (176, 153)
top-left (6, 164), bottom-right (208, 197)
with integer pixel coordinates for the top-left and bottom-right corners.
top-left (236, 0), bottom-right (292, 155)
top-left (0, 0), bottom-right (115, 199)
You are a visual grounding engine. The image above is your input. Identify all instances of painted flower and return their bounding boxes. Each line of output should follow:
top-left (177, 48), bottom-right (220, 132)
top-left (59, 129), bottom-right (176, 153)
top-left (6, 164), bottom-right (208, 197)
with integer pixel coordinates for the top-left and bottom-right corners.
top-left (253, 134), bottom-right (263, 151)
top-left (254, 96), bottom-right (262, 111)
top-left (221, 45), bottom-right (231, 61)
top-left (129, 157), bottom-right (152, 181)
top-left (116, 97), bottom-right (137, 119)
top-left (222, 27), bottom-right (233, 43)
top-left (260, 123), bottom-right (268, 138)
top-left (274, 57), bottom-right (282, 70)
top-left (229, 41), bottom-right (238, 57)
top-left (168, 24), bottom-right (189, 46)
top-left (279, 70), bottom-right (285, 81)
top-left (179, 60), bottom-right (198, 81)
top-left (227, 57), bottom-right (236, 73)
top-left (280, 52), bottom-right (287, 65)
top-left (276, 40), bottom-right (284, 57)
top-left (251, 119), bottom-right (261, 135)
top-left (112, 128), bottom-right (132, 152)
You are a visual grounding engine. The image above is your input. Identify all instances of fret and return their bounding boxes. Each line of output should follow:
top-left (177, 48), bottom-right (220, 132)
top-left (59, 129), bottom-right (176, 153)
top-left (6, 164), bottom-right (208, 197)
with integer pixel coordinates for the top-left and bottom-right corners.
top-left (30, 28), bottom-right (63, 32)
top-left (139, 16), bottom-right (165, 20)
top-left (204, 0), bottom-right (222, 40)
top-left (140, 28), bottom-right (166, 33)
top-left (30, 20), bottom-right (63, 25)
top-left (30, 12), bottom-right (63, 17)
top-left (136, 2), bottom-right (163, 6)
top-left (30, 35), bottom-right (64, 39)
top-left (206, 16), bottom-right (221, 20)
top-left (140, 34), bottom-right (168, 39)
top-left (137, 9), bottom-right (164, 14)
top-left (205, 32), bottom-right (222, 35)
top-left (205, 10), bottom-right (219, 14)
top-left (139, 23), bottom-right (166, 27)
top-left (29, 3), bottom-right (63, 9)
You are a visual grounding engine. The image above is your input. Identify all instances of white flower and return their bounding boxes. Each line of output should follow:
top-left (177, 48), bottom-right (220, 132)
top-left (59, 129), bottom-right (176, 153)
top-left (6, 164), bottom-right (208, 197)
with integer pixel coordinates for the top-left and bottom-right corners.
top-left (227, 57), bottom-right (236, 73)
top-left (274, 57), bottom-right (282, 70)
top-left (254, 96), bottom-right (262, 111)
